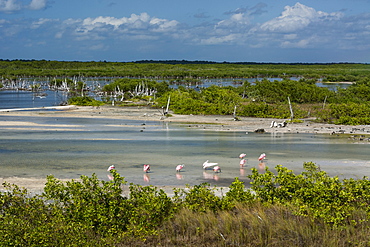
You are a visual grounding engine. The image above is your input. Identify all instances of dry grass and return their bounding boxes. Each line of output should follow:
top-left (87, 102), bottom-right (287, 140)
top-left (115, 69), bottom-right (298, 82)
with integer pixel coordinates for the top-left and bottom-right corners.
top-left (120, 203), bottom-right (370, 246)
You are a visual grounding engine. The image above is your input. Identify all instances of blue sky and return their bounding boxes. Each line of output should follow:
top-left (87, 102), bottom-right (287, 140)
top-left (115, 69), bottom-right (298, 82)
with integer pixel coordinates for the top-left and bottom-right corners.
top-left (0, 0), bottom-right (369, 63)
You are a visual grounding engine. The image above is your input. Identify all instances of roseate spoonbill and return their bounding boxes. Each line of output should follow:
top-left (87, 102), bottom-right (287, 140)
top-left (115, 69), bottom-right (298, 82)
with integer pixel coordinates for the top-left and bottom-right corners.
top-left (176, 164), bottom-right (184, 172)
top-left (143, 164), bottom-right (150, 173)
top-left (107, 165), bottom-right (115, 171)
top-left (239, 159), bottom-right (247, 168)
top-left (213, 166), bottom-right (221, 173)
top-left (203, 160), bottom-right (218, 169)
top-left (258, 153), bottom-right (266, 161)
top-left (239, 153), bottom-right (247, 159)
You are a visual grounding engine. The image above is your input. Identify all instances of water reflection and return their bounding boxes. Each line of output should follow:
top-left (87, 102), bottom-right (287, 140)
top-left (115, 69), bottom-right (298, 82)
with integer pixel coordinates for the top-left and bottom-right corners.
top-left (258, 162), bottom-right (266, 173)
top-left (239, 168), bottom-right (245, 176)
top-left (143, 174), bottom-right (150, 183)
top-left (203, 171), bottom-right (220, 181)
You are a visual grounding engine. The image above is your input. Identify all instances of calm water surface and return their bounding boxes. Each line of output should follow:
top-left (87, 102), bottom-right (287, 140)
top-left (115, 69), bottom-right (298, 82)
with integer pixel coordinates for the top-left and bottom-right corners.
top-left (0, 114), bottom-right (369, 187)
top-left (0, 88), bottom-right (368, 188)
top-left (0, 90), bottom-right (68, 109)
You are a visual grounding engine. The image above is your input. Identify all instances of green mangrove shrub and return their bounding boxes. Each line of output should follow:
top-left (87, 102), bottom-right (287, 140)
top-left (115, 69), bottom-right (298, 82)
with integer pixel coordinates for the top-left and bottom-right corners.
top-left (248, 162), bottom-right (370, 226)
top-left (67, 96), bottom-right (104, 106)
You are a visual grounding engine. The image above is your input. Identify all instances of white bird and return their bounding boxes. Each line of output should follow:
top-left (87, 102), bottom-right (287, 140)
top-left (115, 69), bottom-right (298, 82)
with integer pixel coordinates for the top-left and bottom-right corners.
top-left (203, 160), bottom-right (218, 169)
top-left (143, 164), bottom-right (150, 173)
top-left (176, 164), bottom-right (184, 172)
top-left (213, 166), bottom-right (221, 173)
top-left (239, 153), bottom-right (247, 159)
top-left (258, 153), bottom-right (266, 161)
top-left (107, 165), bottom-right (115, 171)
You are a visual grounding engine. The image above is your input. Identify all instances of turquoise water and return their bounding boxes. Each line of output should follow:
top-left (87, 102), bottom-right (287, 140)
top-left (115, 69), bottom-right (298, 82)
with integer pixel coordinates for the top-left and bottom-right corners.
top-left (0, 114), bottom-right (369, 187)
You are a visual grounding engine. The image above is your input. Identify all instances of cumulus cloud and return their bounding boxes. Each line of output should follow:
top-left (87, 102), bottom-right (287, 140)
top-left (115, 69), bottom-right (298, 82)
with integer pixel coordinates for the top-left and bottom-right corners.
top-left (28, 0), bottom-right (47, 10)
top-left (224, 3), bottom-right (267, 17)
top-left (31, 18), bottom-right (57, 29)
top-left (0, 0), bottom-right (21, 13)
top-left (200, 34), bottom-right (239, 45)
top-left (0, 0), bottom-right (48, 13)
top-left (260, 2), bottom-right (343, 32)
top-left (72, 13), bottom-right (179, 40)
top-left (197, 3), bottom-right (268, 45)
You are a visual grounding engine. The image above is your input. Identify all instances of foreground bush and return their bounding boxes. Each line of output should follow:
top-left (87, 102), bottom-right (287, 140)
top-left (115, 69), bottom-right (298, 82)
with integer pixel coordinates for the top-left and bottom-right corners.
top-left (1, 163), bottom-right (370, 246)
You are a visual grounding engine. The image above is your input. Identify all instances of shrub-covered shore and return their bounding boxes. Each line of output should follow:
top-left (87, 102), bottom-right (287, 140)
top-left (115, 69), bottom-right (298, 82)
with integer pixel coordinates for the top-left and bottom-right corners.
top-left (1, 162), bottom-right (370, 246)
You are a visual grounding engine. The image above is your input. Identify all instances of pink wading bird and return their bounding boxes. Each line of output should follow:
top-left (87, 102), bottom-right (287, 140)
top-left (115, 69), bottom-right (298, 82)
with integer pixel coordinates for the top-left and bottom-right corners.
top-left (107, 165), bottom-right (115, 171)
top-left (213, 166), bottom-right (221, 173)
top-left (143, 164), bottom-right (150, 173)
top-left (239, 159), bottom-right (247, 168)
top-left (239, 153), bottom-right (247, 159)
top-left (258, 153), bottom-right (266, 161)
top-left (176, 164), bottom-right (184, 172)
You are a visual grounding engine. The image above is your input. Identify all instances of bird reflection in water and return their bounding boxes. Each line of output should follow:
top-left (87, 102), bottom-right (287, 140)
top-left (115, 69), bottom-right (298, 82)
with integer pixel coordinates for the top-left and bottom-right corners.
top-left (143, 174), bottom-right (150, 182)
top-left (176, 173), bottom-right (183, 180)
top-left (258, 162), bottom-right (266, 173)
top-left (239, 168), bottom-right (245, 177)
top-left (203, 171), bottom-right (219, 181)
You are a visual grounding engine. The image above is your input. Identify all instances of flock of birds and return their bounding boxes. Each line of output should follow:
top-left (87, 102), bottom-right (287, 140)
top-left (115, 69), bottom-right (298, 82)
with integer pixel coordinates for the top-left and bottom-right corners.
top-left (106, 153), bottom-right (267, 178)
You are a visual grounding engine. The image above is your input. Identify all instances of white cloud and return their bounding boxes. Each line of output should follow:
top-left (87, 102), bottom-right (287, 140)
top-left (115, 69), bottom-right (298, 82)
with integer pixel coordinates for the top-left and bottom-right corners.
top-left (0, 0), bottom-right (21, 13)
top-left (260, 2), bottom-right (343, 32)
top-left (150, 18), bottom-right (178, 32)
top-left (28, 0), bottom-right (47, 10)
top-left (74, 13), bottom-right (179, 40)
top-left (195, 3), bottom-right (269, 45)
top-left (31, 18), bottom-right (57, 29)
top-left (54, 31), bottom-right (63, 39)
top-left (216, 13), bottom-right (250, 28)
top-left (0, 0), bottom-right (48, 13)
top-left (88, 43), bottom-right (109, 51)
top-left (200, 34), bottom-right (238, 45)
top-left (281, 38), bottom-right (310, 48)
top-left (0, 19), bottom-right (9, 25)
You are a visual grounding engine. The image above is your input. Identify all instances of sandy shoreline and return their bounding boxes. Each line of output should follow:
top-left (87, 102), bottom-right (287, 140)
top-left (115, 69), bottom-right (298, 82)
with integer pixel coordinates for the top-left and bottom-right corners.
top-left (1, 104), bottom-right (370, 135)
top-left (1, 105), bottom-right (369, 194)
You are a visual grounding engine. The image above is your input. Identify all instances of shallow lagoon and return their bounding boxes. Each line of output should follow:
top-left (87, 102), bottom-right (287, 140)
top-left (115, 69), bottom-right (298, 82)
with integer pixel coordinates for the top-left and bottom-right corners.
top-left (0, 114), bottom-right (369, 188)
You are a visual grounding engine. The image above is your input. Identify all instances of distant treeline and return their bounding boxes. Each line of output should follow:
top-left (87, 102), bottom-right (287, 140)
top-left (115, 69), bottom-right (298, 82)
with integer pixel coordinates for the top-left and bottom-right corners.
top-left (1, 58), bottom-right (367, 65)
top-left (1, 59), bottom-right (369, 80)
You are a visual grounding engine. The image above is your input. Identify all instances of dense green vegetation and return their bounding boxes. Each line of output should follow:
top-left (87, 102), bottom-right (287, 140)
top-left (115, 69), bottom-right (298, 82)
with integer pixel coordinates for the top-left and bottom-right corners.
top-left (1, 59), bottom-right (369, 79)
top-left (1, 163), bottom-right (370, 246)
top-left (67, 96), bottom-right (105, 106)
top-left (152, 78), bottom-right (370, 124)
